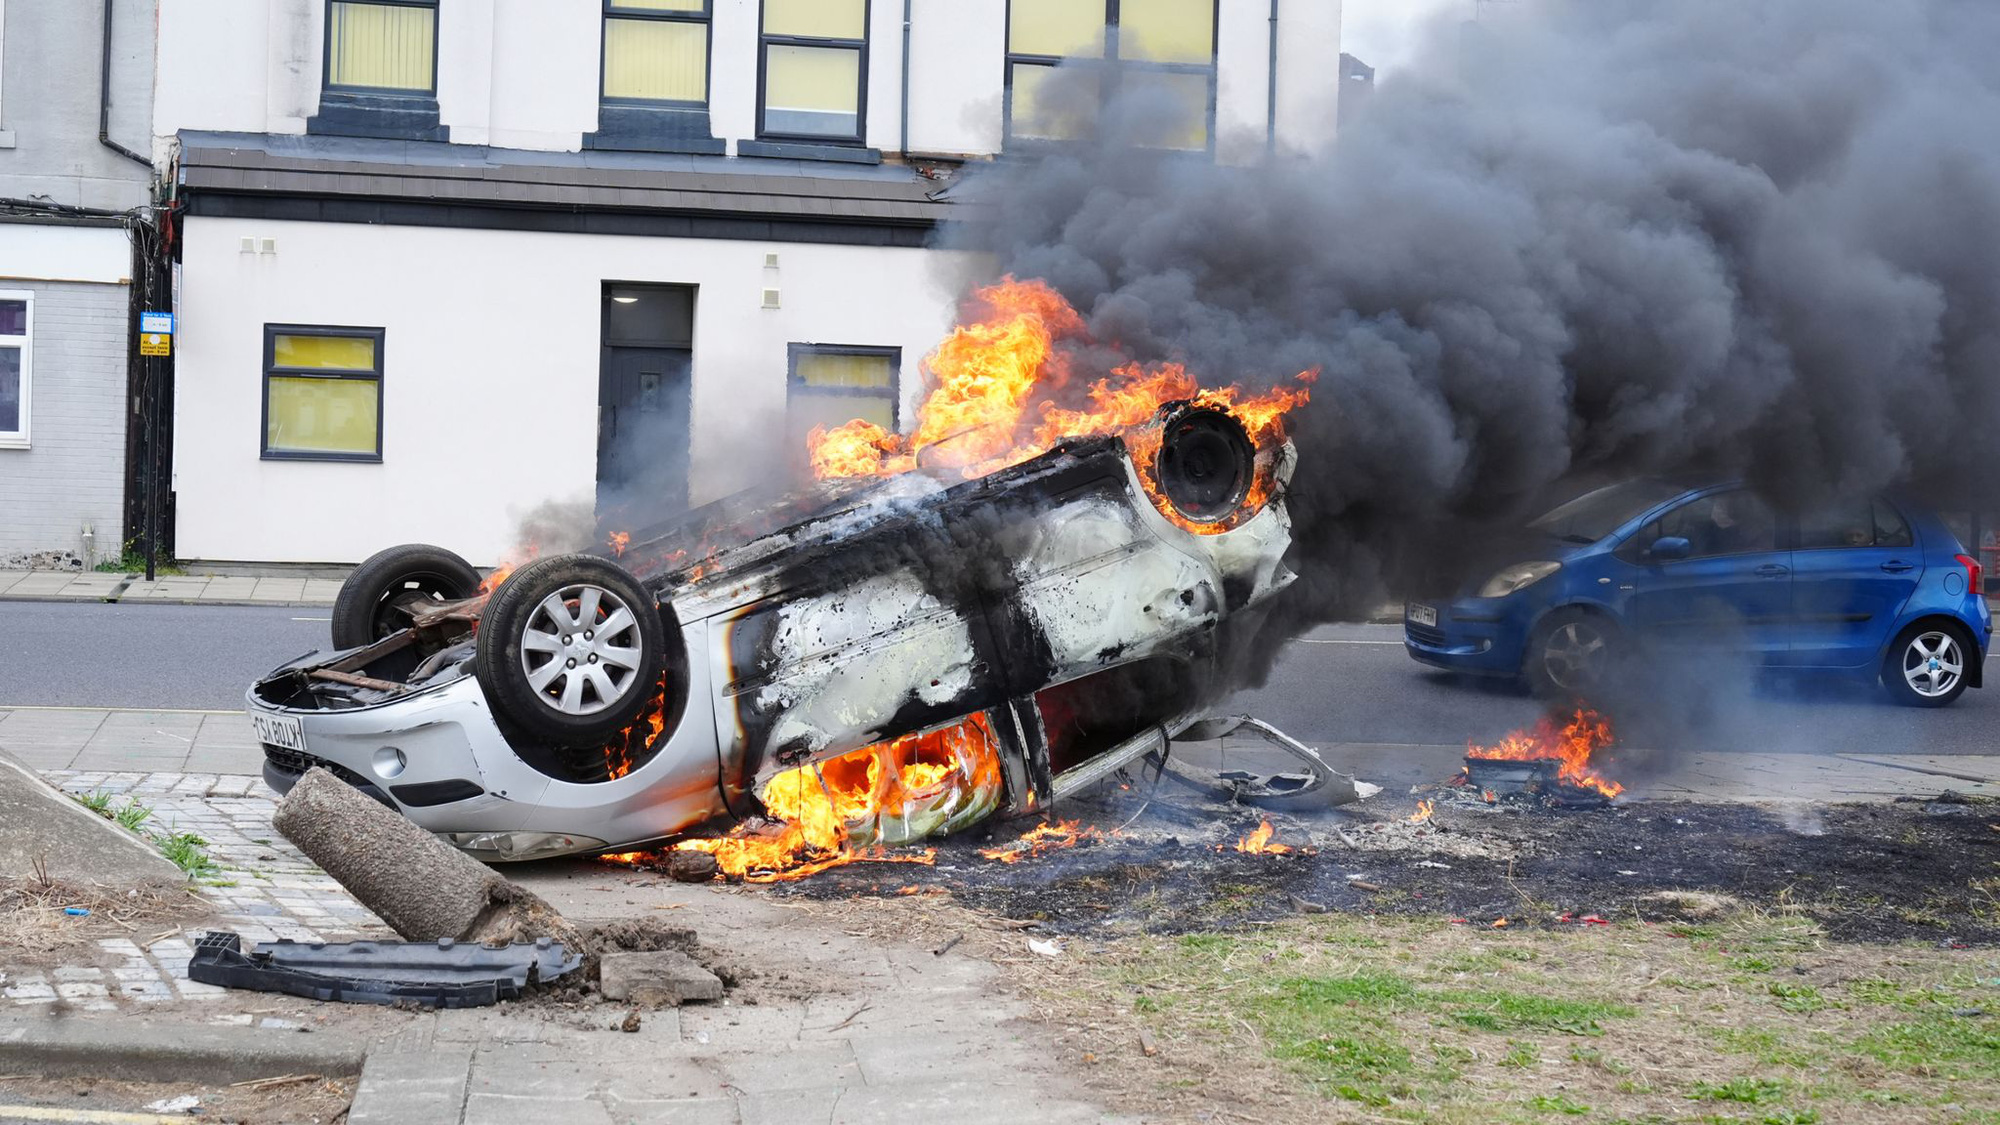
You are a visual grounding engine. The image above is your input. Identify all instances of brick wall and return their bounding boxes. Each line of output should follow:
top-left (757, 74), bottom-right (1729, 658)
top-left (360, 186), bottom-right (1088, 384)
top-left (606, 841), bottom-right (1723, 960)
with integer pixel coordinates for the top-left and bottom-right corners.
top-left (0, 281), bottom-right (131, 562)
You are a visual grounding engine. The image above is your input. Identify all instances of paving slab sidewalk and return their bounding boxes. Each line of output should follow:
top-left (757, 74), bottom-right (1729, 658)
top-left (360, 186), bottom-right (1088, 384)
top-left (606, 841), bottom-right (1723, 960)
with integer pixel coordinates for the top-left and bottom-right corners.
top-left (0, 569), bottom-right (341, 606)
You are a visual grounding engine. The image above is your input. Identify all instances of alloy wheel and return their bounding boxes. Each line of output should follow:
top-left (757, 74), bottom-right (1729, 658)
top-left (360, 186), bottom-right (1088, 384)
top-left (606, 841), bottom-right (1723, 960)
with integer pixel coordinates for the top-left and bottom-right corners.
top-left (1542, 620), bottom-right (1609, 693)
top-left (519, 583), bottom-right (645, 716)
top-left (1901, 631), bottom-right (1964, 699)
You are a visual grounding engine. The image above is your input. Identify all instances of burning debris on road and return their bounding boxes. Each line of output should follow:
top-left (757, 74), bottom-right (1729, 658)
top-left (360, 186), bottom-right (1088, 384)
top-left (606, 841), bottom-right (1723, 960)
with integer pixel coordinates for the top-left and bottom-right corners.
top-left (1454, 709), bottom-right (1627, 807)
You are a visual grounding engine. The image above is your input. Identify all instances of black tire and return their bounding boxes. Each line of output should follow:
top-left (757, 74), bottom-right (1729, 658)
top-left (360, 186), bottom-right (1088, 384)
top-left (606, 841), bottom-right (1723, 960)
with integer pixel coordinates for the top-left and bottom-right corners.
top-left (1882, 621), bottom-right (1973, 708)
top-left (474, 554), bottom-right (664, 746)
top-left (1524, 608), bottom-right (1623, 701)
top-left (331, 543), bottom-right (482, 649)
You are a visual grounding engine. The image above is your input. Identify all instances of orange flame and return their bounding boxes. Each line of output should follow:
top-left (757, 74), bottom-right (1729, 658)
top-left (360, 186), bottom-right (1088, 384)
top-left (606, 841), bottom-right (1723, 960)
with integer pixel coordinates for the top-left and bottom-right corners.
top-left (1229, 818), bottom-right (1305, 854)
top-left (673, 715), bottom-right (1003, 882)
top-left (1409, 799), bottom-right (1436, 824)
top-left (608, 531), bottom-right (631, 557)
top-left (806, 277), bottom-right (1314, 533)
top-left (977, 819), bottom-right (1105, 864)
top-left (1466, 709), bottom-right (1625, 799)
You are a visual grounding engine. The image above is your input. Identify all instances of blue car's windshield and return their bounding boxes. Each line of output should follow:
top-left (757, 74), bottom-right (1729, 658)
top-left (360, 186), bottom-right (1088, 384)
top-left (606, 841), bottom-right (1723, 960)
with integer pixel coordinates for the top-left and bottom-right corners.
top-left (1529, 480), bottom-right (1686, 544)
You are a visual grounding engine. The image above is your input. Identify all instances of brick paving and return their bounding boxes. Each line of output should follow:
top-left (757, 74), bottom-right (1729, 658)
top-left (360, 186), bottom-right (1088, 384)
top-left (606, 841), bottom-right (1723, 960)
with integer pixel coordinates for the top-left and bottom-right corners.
top-left (3, 772), bottom-right (389, 1015)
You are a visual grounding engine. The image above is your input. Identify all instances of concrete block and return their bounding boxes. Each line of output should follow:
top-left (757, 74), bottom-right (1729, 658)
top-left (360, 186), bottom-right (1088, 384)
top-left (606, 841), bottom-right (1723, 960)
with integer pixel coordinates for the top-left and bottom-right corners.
top-left (599, 951), bottom-right (724, 1006)
top-left (0, 746), bottom-right (181, 884)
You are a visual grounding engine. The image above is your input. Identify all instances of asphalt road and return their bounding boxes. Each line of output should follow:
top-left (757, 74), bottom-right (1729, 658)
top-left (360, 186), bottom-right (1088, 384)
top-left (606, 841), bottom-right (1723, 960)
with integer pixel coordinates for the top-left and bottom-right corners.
top-left (3, 603), bottom-right (1993, 756)
top-left (1, 602), bottom-right (329, 710)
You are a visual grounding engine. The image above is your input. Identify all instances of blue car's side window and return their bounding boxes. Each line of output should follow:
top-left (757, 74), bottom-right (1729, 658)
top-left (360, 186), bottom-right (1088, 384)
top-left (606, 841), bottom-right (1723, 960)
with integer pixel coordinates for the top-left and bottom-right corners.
top-left (1648, 493), bottom-right (1778, 559)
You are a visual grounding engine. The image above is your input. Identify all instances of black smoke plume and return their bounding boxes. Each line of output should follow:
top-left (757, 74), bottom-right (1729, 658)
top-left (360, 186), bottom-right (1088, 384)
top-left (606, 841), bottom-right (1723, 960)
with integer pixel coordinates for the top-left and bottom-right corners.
top-left (945, 0), bottom-right (2000, 626)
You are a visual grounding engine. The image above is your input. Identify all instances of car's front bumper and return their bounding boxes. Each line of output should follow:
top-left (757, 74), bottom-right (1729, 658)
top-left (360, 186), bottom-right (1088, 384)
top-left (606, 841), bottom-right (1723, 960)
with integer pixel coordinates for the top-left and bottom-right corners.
top-left (1402, 598), bottom-right (1527, 676)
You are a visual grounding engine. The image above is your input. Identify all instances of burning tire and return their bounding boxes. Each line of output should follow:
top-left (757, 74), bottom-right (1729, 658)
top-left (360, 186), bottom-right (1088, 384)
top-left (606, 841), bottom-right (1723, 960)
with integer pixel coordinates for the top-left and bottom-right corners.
top-left (1524, 608), bottom-right (1622, 700)
top-left (1153, 406), bottom-right (1256, 524)
top-left (331, 543), bottom-right (482, 649)
top-left (474, 554), bottom-right (665, 746)
top-left (1883, 622), bottom-right (1972, 708)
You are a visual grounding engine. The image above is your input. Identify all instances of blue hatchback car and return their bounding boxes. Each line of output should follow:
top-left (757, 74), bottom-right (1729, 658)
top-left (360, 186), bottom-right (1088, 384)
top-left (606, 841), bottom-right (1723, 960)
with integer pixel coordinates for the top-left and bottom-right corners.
top-left (1405, 481), bottom-right (1993, 706)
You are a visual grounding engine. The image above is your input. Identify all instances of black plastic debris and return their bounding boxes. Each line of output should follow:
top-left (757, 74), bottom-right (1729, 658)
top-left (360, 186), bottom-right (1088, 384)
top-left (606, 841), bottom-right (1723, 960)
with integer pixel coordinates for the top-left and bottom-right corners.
top-left (188, 931), bottom-right (582, 1009)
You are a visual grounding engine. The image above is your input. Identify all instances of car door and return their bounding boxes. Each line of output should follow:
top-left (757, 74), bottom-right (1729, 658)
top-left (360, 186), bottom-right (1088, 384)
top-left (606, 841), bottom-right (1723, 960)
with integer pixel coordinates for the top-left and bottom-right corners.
top-left (1621, 490), bottom-right (1793, 663)
top-left (1786, 498), bottom-right (1925, 669)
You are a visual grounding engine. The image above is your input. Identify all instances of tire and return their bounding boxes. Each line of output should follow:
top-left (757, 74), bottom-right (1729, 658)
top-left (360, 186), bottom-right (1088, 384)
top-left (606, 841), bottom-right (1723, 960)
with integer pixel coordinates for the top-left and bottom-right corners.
top-left (331, 543), bottom-right (482, 650)
top-left (1882, 622), bottom-right (1972, 708)
top-left (474, 554), bottom-right (664, 746)
top-left (1524, 608), bottom-right (1622, 701)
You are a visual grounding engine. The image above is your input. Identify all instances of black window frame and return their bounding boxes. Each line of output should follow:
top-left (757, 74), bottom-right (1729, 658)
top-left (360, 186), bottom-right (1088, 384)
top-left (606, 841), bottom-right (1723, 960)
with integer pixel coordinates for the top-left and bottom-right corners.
top-left (787, 342), bottom-right (902, 433)
top-left (599, 0), bottom-right (714, 110)
top-left (321, 0), bottom-right (441, 98)
top-left (1002, 0), bottom-right (1220, 153)
top-left (261, 324), bottom-right (387, 464)
top-left (755, 0), bottom-right (872, 147)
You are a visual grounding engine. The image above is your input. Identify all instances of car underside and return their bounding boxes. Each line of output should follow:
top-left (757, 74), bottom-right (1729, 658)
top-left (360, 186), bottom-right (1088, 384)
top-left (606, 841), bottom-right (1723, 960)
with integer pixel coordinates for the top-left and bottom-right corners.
top-left (246, 402), bottom-right (1318, 861)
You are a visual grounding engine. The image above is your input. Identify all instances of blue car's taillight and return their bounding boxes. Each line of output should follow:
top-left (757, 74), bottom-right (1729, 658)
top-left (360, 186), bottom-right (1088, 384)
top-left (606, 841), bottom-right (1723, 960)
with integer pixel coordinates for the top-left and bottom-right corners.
top-left (1956, 553), bottom-right (1983, 597)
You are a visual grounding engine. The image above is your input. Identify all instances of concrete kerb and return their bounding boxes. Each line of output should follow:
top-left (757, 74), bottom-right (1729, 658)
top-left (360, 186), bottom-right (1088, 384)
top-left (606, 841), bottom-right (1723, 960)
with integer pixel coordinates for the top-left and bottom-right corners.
top-left (0, 571), bottom-right (339, 608)
top-left (0, 1016), bottom-right (367, 1084)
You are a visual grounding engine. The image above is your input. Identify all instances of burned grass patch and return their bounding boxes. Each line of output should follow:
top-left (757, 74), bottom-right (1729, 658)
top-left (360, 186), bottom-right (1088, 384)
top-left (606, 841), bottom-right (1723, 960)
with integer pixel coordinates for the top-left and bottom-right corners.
top-left (771, 794), bottom-right (2000, 946)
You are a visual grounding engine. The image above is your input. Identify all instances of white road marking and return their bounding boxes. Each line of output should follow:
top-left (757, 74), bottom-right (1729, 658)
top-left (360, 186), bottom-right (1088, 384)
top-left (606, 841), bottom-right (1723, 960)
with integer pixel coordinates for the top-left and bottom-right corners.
top-left (290, 616), bottom-right (331, 622)
top-left (1297, 639), bottom-right (1406, 645)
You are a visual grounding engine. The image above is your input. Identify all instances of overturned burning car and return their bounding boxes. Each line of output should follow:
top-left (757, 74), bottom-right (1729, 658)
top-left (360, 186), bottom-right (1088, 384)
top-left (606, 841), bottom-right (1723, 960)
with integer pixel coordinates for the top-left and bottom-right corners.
top-left (247, 280), bottom-right (1329, 867)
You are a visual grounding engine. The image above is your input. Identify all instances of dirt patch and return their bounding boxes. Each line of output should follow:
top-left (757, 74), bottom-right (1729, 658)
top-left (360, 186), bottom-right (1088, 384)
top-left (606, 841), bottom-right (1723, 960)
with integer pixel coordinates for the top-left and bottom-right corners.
top-left (0, 1073), bottom-right (352, 1124)
top-left (0, 877), bottom-right (210, 961)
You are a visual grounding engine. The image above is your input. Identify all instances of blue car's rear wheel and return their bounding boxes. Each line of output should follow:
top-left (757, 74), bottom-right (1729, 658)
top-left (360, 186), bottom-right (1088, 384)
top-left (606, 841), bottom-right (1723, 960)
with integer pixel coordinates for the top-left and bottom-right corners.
top-left (1884, 623), bottom-right (1971, 708)
top-left (1525, 609), bottom-right (1621, 701)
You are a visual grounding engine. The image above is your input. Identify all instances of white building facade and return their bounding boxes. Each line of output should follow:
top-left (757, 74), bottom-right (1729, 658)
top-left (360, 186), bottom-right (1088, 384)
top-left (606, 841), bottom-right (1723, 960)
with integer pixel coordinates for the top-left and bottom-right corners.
top-left (154, 0), bottom-right (1342, 564)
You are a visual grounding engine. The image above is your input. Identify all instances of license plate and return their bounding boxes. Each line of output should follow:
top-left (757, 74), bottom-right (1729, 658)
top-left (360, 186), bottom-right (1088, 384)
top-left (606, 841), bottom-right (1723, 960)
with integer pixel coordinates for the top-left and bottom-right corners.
top-left (1406, 603), bottom-right (1438, 628)
top-left (249, 710), bottom-right (306, 752)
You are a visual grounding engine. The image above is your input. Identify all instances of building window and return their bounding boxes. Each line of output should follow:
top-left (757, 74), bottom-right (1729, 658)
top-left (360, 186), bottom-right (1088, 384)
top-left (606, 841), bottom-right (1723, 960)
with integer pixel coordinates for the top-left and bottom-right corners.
top-left (1006, 0), bottom-right (1216, 150)
top-left (788, 344), bottom-right (898, 450)
top-left (0, 292), bottom-right (30, 449)
top-left (262, 325), bottom-right (385, 462)
top-left (325, 0), bottom-right (437, 95)
top-left (603, 0), bottom-right (709, 105)
top-left (758, 0), bottom-right (869, 144)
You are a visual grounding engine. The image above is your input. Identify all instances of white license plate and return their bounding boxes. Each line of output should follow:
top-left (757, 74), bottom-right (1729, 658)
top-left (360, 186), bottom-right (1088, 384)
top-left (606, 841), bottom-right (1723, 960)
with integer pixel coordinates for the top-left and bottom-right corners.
top-left (1407, 603), bottom-right (1439, 628)
top-left (249, 711), bottom-right (306, 752)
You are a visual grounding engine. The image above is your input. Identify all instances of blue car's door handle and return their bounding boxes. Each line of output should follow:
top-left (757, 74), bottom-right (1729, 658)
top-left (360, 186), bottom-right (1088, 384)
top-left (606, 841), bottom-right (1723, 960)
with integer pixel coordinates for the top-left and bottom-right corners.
top-left (1754, 564), bottom-right (1791, 578)
top-left (1880, 561), bottom-right (1915, 574)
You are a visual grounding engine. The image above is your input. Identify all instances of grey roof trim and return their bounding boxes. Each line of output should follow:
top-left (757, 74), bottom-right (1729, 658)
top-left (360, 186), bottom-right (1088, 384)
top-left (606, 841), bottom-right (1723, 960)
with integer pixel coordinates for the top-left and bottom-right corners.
top-left (176, 131), bottom-right (956, 228)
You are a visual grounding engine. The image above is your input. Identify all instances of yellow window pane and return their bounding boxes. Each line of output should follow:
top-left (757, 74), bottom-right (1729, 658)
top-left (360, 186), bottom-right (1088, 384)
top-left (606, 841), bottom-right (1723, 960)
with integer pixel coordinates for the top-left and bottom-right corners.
top-left (604, 17), bottom-right (706, 101)
top-left (764, 45), bottom-right (860, 136)
top-left (267, 377), bottom-right (380, 456)
top-left (1127, 68), bottom-right (1208, 149)
top-left (1009, 0), bottom-right (1104, 57)
top-left (328, 2), bottom-right (436, 92)
top-left (273, 333), bottom-right (377, 371)
top-left (1118, 0), bottom-right (1212, 63)
top-left (1010, 63), bottom-right (1098, 140)
top-left (796, 351), bottom-right (893, 389)
top-left (611, 0), bottom-right (704, 10)
top-left (764, 0), bottom-right (865, 39)
top-left (791, 392), bottom-right (895, 446)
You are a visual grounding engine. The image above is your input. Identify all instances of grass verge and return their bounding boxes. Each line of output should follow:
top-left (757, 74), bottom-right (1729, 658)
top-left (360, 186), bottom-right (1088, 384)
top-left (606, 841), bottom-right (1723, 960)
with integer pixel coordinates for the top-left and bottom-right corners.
top-left (1046, 912), bottom-right (2000, 1124)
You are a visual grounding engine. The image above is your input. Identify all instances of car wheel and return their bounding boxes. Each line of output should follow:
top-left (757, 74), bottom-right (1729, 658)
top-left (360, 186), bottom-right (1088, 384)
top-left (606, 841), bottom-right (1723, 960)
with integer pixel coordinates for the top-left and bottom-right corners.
top-left (331, 543), bottom-right (482, 650)
top-left (1883, 623), bottom-right (1971, 708)
top-left (474, 554), bottom-right (664, 746)
top-left (1525, 609), bottom-right (1620, 700)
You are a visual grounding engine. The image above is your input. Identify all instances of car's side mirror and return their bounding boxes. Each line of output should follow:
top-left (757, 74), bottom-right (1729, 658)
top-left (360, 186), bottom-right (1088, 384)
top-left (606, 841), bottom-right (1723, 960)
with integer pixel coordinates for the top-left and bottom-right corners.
top-left (1648, 536), bottom-right (1691, 562)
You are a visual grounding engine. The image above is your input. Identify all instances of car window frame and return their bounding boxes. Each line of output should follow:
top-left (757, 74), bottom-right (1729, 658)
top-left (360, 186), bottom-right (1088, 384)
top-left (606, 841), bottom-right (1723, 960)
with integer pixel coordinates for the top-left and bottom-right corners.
top-left (1619, 488), bottom-right (1782, 564)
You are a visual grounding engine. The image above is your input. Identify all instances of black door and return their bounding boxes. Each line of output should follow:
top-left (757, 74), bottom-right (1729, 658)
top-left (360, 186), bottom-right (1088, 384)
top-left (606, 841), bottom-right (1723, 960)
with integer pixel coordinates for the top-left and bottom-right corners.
top-left (598, 284), bottom-right (694, 529)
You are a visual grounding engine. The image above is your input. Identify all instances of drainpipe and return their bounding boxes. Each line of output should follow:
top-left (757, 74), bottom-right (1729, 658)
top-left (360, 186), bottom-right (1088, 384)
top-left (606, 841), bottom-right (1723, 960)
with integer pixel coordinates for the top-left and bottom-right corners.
top-left (899, 0), bottom-right (914, 159)
top-left (99, 0), bottom-right (151, 170)
top-left (1264, 0), bottom-right (1279, 157)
